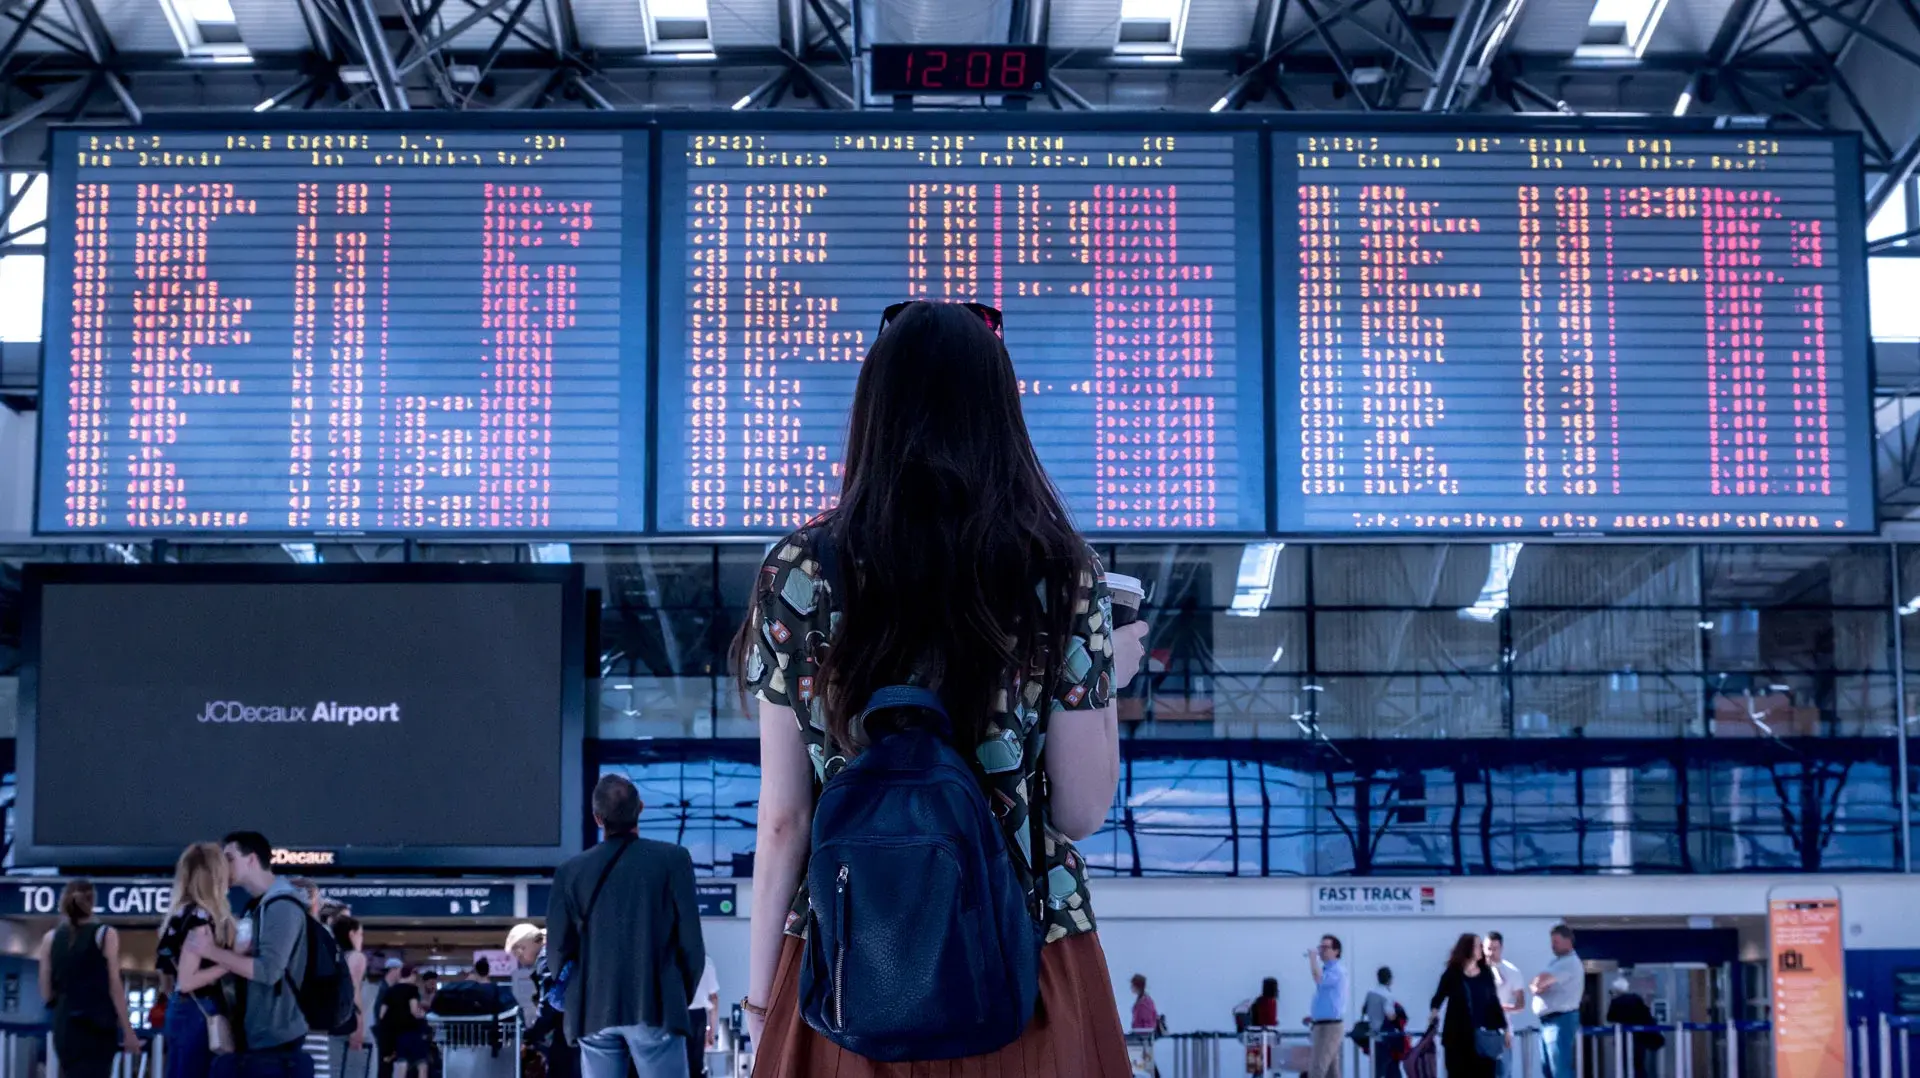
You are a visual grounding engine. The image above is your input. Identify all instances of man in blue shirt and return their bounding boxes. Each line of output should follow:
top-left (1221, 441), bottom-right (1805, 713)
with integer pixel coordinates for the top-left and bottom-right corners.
top-left (1308, 935), bottom-right (1348, 1078)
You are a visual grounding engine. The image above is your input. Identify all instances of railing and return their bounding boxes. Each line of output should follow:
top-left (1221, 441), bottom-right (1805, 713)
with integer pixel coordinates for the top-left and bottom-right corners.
top-left (1860, 1014), bottom-right (1920, 1078)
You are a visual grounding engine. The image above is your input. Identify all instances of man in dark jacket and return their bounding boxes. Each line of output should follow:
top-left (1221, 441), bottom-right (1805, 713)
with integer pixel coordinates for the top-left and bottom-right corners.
top-left (550, 774), bottom-right (705, 1078)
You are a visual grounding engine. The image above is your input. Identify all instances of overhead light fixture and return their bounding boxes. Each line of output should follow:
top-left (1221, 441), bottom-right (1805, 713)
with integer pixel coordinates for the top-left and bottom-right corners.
top-left (1136, 54), bottom-right (1183, 63)
top-left (1899, 595), bottom-right (1920, 617)
top-left (1229, 542), bottom-right (1285, 617)
top-left (648, 0), bottom-right (714, 54)
top-left (1672, 90), bottom-right (1692, 116)
top-left (252, 98), bottom-right (275, 112)
top-left (1116, 0), bottom-right (1188, 58)
top-left (672, 50), bottom-right (719, 60)
top-left (731, 94), bottom-right (753, 110)
top-left (1576, 0), bottom-right (1672, 58)
top-left (1209, 97), bottom-right (1230, 112)
top-left (1350, 66), bottom-right (1387, 86)
top-left (161, 0), bottom-right (250, 59)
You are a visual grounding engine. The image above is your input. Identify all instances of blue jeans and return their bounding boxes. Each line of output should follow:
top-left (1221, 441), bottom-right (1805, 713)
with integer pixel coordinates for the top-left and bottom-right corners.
top-left (164, 995), bottom-right (213, 1078)
top-left (1541, 1013), bottom-right (1579, 1078)
top-left (578, 1024), bottom-right (686, 1078)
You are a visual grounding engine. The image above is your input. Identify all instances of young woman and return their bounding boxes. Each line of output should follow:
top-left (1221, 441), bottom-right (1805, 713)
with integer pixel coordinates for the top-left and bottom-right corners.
top-left (1429, 934), bottom-right (1511, 1078)
top-left (1250, 978), bottom-right (1281, 1028)
top-left (736, 301), bottom-right (1150, 1076)
top-left (330, 916), bottom-right (371, 1078)
top-left (155, 843), bottom-right (237, 1078)
top-left (37, 879), bottom-right (141, 1078)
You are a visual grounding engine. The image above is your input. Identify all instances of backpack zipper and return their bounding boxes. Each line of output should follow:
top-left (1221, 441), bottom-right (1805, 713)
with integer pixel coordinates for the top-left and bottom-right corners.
top-left (831, 863), bottom-right (849, 1031)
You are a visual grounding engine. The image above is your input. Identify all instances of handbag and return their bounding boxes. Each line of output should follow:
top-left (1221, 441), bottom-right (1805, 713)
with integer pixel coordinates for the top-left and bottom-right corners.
top-left (203, 981), bottom-right (237, 1054)
top-left (1474, 1028), bottom-right (1506, 1059)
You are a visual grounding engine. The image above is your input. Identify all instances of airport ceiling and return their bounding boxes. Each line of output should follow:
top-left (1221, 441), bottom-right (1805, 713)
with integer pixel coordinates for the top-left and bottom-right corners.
top-left (0, 0), bottom-right (1915, 176)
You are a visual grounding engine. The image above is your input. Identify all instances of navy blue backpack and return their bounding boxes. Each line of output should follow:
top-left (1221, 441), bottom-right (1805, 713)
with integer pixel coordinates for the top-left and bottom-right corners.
top-left (797, 535), bottom-right (1044, 1061)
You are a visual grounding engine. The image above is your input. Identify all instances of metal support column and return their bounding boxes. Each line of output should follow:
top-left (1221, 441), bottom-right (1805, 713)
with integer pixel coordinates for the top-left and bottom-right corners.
top-left (1895, 544), bottom-right (1915, 874)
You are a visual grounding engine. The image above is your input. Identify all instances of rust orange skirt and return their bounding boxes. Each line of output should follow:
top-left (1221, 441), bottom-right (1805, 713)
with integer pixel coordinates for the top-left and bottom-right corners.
top-left (752, 931), bottom-right (1132, 1078)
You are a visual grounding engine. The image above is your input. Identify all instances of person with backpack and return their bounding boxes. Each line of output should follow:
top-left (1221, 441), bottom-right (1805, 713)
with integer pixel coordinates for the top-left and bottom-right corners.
top-left (548, 774), bottom-right (705, 1078)
top-left (37, 879), bottom-right (141, 1078)
top-left (733, 301), bottom-right (1152, 1075)
top-left (188, 830), bottom-right (355, 1078)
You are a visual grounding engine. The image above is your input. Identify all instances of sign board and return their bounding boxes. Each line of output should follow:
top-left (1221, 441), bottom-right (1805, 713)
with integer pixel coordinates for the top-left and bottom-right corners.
top-left (1893, 968), bottom-right (1920, 1017)
top-left (1310, 882), bottom-right (1441, 917)
top-left (696, 883), bottom-right (737, 918)
top-left (318, 883), bottom-right (517, 919)
top-left (1769, 896), bottom-right (1848, 1078)
top-left (0, 878), bottom-right (172, 918)
top-left (473, 949), bottom-right (516, 976)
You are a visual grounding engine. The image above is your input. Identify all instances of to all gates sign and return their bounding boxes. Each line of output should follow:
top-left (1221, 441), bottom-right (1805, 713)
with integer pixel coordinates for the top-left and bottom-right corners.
top-left (1311, 883), bottom-right (1441, 917)
top-left (1770, 896), bottom-right (1848, 1078)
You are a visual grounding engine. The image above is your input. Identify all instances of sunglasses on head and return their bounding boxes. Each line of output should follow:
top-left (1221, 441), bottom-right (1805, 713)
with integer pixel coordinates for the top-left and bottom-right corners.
top-left (879, 300), bottom-right (1003, 339)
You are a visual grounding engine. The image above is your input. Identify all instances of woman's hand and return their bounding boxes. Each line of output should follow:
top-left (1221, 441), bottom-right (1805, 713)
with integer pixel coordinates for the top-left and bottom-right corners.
top-left (1113, 621), bottom-right (1150, 689)
top-left (121, 1028), bottom-right (142, 1059)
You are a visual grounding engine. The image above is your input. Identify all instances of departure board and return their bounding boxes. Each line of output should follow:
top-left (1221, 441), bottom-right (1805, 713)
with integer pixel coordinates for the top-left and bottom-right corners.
top-left (1274, 132), bottom-right (1872, 534)
top-left (657, 129), bottom-right (1266, 534)
top-left (37, 127), bottom-right (646, 534)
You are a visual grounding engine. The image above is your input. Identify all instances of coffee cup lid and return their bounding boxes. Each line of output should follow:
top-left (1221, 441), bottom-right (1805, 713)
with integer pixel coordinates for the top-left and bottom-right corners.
top-left (1104, 572), bottom-right (1144, 596)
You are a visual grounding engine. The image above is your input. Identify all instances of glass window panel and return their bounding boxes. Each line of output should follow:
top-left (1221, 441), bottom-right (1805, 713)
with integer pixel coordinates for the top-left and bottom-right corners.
top-left (1702, 608), bottom-right (1891, 672)
top-left (597, 677), bottom-right (720, 737)
top-left (1704, 672), bottom-right (1892, 737)
top-left (1511, 610), bottom-right (1700, 672)
top-left (1308, 545), bottom-right (1492, 607)
top-left (1202, 675), bottom-right (1307, 739)
top-left (1509, 544), bottom-right (1698, 607)
top-left (1314, 611), bottom-right (1500, 674)
top-left (1206, 612), bottom-right (1306, 673)
top-left (1702, 544), bottom-right (1889, 606)
top-left (1871, 258), bottom-right (1920, 341)
top-left (1315, 674), bottom-right (1503, 738)
top-left (1110, 756), bottom-right (1244, 876)
top-left (1513, 674), bottom-right (1701, 737)
top-left (1109, 543), bottom-right (1307, 608)
top-left (0, 255), bottom-right (44, 343)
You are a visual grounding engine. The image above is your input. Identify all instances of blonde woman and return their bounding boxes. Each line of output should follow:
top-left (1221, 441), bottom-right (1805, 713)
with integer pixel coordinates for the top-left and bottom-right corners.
top-left (506, 924), bottom-right (574, 1078)
top-left (156, 843), bottom-right (237, 1078)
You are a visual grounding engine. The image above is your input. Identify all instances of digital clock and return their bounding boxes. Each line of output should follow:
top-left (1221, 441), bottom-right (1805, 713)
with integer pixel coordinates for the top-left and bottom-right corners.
top-left (869, 44), bottom-right (1047, 95)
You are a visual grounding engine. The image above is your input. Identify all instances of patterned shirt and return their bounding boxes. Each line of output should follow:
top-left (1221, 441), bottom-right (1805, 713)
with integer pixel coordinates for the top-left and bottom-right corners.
top-left (743, 528), bottom-right (1116, 944)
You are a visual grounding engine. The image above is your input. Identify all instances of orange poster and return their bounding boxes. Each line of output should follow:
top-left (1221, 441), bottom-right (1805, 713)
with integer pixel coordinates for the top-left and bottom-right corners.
top-left (1770, 896), bottom-right (1848, 1078)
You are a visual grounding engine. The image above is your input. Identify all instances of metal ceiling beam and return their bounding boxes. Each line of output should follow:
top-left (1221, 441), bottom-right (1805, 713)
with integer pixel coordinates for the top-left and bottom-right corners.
top-left (1421, 0), bottom-right (1493, 110)
top-left (342, 0), bottom-right (411, 110)
top-left (1448, 0), bottom-right (1528, 113)
top-left (0, 79), bottom-right (85, 141)
top-left (1777, 0), bottom-right (1889, 161)
top-left (396, 0), bottom-right (514, 76)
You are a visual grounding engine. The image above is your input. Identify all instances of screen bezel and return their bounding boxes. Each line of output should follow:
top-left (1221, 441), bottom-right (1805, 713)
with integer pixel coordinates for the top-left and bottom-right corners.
top-left (33, 112), bottom-right (1876, 540)
top-left (15, 561), bottom-right (588, 871)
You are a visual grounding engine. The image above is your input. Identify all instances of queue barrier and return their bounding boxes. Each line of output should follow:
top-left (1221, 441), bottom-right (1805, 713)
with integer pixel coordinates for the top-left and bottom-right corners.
top-left (1864, 1013), bottom-right (1920, 1078)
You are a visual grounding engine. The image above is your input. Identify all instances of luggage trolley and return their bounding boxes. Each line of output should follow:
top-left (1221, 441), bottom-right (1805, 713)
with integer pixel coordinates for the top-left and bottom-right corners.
top-left (429, 1011), bottom-right (523, 1078)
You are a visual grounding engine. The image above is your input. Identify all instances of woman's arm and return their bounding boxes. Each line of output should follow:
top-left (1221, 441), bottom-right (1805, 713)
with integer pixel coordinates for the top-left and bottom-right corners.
top-left (35, 932), bottom-right (53, 1004)
top-left (104, 928), bottom-right (141, 1055)
top-left (747, 698), bottom-right (814, 1036)
top-left (349, 952), bottom-right (369, 1047)
top-left (1044, 620), bottom-right (1148, 841)
top-left (175, 943), bottom-right (226, 995)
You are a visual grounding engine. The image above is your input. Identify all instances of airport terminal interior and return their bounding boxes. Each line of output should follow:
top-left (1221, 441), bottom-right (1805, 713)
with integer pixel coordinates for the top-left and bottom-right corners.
top-left (2, 0), bottom-right (1920, 1075)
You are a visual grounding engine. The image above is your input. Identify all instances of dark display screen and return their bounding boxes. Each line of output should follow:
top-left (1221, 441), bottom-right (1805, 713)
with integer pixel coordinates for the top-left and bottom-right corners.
top-left (36, 128), bottom-right (647, 535)
top-left (658, 129), bottom-right (1267, 533)
top-left (19, 565), bottom-right (584, 869)
top-left (1273, 132), bottom-right (1872, 534)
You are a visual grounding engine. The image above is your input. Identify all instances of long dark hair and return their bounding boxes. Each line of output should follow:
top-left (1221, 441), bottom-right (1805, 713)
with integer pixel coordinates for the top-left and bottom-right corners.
top-left (1447, 933), bottom-right (1483, 972)
top-left (733, 301), bottom-right (1087, 751)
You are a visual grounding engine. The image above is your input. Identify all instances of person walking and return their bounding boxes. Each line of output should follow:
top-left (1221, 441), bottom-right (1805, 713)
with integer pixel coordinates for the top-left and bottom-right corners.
top-left (37, 880), bottom-right (141, 1078)
top-left (156, 843), bottom-right (238, 1078)
top-left (329, 916), bottom-right (371, 1078)
top-left (1361, 968), bottom-right (1405, 1078)
top-left (733, 301), bottom-right (1150, 1077)
top-left (549, 774), bottom-right (705, 1078)
top-left (1531, 926), bottom-right (1584, 1078)
top-left (1429, 935), bottom-right (1510, 1078)
top-left (185, 831), bottom-right (314, 1078)
top-left (376, 969), bottom-right (432, 1078)
top-left (506, 925), bottom-right (575, 1078)
top-left (1129, 975), bottom-right (1160, 1035)
top-left (1486, 932), bottom-right (1536, 1078)
top-left (1604, 979), bottom-right (1663, 1078)
top-left (685, 958), bottom-right (719, 1077)
top-left (1307, 936), bottom-right (1348, 1078)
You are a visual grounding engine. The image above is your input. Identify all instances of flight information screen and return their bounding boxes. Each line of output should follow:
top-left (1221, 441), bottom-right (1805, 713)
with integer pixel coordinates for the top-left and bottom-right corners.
top-left (657, 129), bottom-right (1266, 534)
top-left (1274, 132), bottom-right (1872, 534)
top-left (37, 127), bottom-right (646, 535)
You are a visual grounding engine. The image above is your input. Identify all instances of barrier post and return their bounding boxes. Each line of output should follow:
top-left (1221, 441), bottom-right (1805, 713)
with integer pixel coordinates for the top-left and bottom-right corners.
top-left (1726, 1022), bottom-right (1739, 1078)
